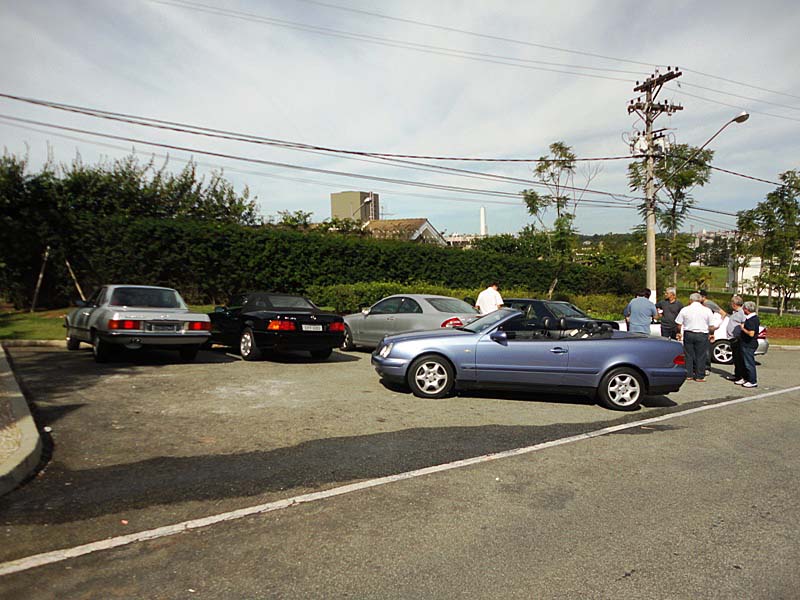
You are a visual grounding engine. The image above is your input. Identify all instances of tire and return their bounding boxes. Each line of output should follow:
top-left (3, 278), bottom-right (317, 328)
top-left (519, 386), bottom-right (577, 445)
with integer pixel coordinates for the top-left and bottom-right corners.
top-left (310, 348), bottom-right (333, 360)
top-left (712, 340), bottom-right (734, 365)
top-left (91, 332), bottom-right (112, 363)
top-left (341, 324), bottom-right (355, 351)
top-left (407, 355), bottom-right (455, 399)
top-left (239, 327), bottom-right (262, 361)
top-left (179, 346), bottom-right (199, 362)
top-left (598, 367), bottom-right (644, 411)
top-left (66, 322), bottom-right (80, 351)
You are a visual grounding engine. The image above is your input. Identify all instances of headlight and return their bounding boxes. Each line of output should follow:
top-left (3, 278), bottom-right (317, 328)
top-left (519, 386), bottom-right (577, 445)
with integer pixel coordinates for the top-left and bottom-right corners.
top-left (379, 343), bottom-right (393, 358)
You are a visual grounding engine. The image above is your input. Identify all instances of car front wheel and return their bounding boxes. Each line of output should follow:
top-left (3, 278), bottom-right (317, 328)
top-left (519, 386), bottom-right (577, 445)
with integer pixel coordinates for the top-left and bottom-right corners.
top-left (341, 325), bottom-right (355, 351)
top-left (712, 340), bottom-right (733, 364)
top-left (598, 367), bottom-right (644, 411)
top-left (407, 355), bottom-right (455, 399)
top-left (239, 327), bottom-right (262, 361)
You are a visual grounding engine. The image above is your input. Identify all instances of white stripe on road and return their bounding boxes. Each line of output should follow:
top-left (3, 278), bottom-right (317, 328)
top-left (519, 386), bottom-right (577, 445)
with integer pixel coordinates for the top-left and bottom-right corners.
top-left (2, 384), bottom-right (799, 577)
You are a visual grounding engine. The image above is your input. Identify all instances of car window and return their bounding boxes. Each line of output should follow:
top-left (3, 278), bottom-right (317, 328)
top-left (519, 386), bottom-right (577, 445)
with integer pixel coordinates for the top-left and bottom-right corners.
top-left (546, 302), bottom-right (588, 318)
top-left (85, 289), bottom-right (101, 306)
top-left (398, 298), bottom-right (423, 314)
top-left (462, 309), bottom-right (515, 333)
top-left (425, 297), bottom-right (477, 314)
top-left (228, 294), bottom-right (247, 309)
top-left (97, 287), bottom-right (109, 306)
top-left (506, 301), bottom-right (545, 322)
top-left (266, 295), bottom-right (314, 309)
top-left (371, 297), bottom-right (403, 315)
top-left (109, 287), bottom-right (186, 309)
top-left (498, 315), bottom-right (547, 340)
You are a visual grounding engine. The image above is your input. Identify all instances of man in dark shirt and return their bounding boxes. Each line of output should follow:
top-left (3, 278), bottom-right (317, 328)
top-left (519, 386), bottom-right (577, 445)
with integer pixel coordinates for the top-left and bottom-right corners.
top-left (656, 287), bottom-right (683, 339)
top-left (740, 301), bottom-right (760, 388)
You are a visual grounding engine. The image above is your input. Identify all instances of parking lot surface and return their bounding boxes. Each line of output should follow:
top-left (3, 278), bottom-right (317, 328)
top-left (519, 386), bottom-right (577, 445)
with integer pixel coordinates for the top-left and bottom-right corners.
top-left (1, 346), bottom-right (799, 597)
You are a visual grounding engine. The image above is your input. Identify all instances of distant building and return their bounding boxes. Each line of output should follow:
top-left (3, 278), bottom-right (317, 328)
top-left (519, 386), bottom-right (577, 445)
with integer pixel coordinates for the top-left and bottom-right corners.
top-left (364, 218), bottom-right (447, 246)
top-left (331, 191), bottom-right (380, 222)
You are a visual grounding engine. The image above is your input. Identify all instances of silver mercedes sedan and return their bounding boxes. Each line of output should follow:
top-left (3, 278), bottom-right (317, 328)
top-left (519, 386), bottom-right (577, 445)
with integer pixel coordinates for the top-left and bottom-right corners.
top-left (342, 294), bottom-right (479, 350)
top-left (65, 285), bottom-right (211, 362)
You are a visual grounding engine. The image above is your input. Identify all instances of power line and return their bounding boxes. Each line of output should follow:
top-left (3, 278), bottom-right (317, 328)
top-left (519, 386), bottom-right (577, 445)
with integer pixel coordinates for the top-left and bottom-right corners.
top-left (672, 89), bottom-right (800, 124)
top-left (680, 81), bottom-right (800, 113)
top-left (0, 113), bottom-right (641, 210)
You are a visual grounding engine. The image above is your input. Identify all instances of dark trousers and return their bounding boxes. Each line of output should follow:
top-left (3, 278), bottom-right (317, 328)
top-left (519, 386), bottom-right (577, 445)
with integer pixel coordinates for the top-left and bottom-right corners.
top-left (661, 324), bottom-right (678, 339)
top-left (741, 341), bottom-right (757, 384)
top-left (684, 331), bottom-right (710, 379)
top-left (731, 338), bottom-right (746, 381)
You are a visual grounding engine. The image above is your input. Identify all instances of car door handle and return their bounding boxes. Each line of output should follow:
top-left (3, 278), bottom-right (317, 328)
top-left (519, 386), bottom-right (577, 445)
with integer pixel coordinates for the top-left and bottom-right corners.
top-left (549, 347), bottom-right (568, 354)
top-left (386, 317), bottom-right (396, 321)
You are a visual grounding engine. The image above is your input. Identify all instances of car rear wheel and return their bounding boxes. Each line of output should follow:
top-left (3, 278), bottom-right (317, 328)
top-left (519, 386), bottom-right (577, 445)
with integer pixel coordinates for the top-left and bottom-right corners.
top-left (310, 348), bottom-right (333, 360)
top-left (239, 327), bottom-right (262, 361)
top-left (598, 367), bottom-right (644, 411)
top-left (712, 340), bottom-right (733, 364)
top-left (407, 355), bottom-right (455, 399)
top-left (66, 322), bottom-right (80, 351)
top-left (341, 325), bottom-right (355, 351)
top-left (179, 347), bottom-right (199, 362)
top-left (92, 332), bottom-right (112, 363)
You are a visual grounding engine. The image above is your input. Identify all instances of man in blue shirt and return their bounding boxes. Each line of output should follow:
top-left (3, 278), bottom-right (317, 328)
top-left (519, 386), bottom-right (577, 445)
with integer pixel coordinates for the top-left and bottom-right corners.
top-left (624, 289), bottom-right (657, 334)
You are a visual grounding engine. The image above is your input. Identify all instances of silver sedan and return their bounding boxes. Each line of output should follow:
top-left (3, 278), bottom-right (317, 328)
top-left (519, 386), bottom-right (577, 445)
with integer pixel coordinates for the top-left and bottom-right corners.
top-left (342, 294), bottom-right (479, 350)
top-left (65, 285), bottom-right (211, 362)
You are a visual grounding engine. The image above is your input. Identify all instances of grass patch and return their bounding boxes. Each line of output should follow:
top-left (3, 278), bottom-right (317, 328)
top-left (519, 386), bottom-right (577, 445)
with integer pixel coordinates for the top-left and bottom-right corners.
top-left (0, 305), bottom-right (216, 340)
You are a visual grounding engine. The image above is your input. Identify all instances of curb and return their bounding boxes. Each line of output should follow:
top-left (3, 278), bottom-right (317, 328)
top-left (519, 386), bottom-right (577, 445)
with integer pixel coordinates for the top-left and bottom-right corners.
top-left (0, 344), bottom-right (43, 497)
top-left (0, 340), bottom-right (63, 347)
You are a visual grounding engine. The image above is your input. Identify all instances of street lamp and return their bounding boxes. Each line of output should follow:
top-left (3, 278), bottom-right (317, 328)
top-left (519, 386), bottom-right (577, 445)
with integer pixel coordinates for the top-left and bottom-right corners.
top-left (644, 111), bottom-right (749, 301)
top-left (351, 195), bottom-right (372, 219)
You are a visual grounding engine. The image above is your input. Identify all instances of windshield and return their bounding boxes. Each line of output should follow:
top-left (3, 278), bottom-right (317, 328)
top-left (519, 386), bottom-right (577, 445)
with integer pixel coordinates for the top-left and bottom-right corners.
top-left (547, 302), bottom-right (588, 318)
top-left (461, 309), bottom-right (515, 333)
top-left (109, 287), bottom-right (186, 309)
top-left (246, 294), bottom-right (314, 310)
top-left (425, 297), bottom-right (478, 314)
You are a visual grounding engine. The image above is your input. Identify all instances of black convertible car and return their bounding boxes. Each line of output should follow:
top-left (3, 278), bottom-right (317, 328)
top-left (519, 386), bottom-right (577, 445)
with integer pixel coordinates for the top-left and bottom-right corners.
top-left (504, 298), bottom-right (619, 331)
top-left (208, 292), bottom-right (345, 361)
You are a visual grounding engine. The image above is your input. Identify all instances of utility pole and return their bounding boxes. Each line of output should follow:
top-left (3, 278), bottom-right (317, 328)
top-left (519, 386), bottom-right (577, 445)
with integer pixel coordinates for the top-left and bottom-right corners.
top-left (628, 67), bottom-right (683, 301)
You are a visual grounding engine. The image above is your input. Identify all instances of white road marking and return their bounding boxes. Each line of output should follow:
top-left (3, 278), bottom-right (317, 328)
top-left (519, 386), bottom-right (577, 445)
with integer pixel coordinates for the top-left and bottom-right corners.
top-left (2, 384), bottom-right (799, 577)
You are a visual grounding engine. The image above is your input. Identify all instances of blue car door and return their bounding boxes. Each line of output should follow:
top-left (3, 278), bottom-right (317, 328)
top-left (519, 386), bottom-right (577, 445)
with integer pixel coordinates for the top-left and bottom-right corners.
top-left (474, 315), bottom-right (568, 387)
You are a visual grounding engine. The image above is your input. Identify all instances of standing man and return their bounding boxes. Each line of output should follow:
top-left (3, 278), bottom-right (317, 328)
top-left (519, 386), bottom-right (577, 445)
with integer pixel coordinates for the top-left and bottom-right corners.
top-left (726, 295), bottom-right (747, 384)
top-left (675, 292), bottom-right (716, 382)
top-left (739, 301), bottom-right (760, 388)
top-left (475, 281), bottom-right (504, 315)
top-left (655, 287), bottom-right (683, 339)
top-left (699, 289), bottom-right (728, 319)
top-left (623, 289), bottom-right (657, 334)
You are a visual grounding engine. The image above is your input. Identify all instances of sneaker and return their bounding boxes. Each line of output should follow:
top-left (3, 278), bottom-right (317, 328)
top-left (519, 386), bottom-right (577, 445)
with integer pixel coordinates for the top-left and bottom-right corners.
top-left (743, 382), bottom-right (758, 388)
top-left (694, 378), bottom-right (706, 383)
top-left (734, 379), bottom-right (745, 385)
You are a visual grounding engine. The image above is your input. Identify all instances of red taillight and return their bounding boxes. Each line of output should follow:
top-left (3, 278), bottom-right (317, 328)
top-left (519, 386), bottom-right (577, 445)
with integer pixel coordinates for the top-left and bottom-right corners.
top-left (329, 322), bottom-right (345, 332)
top-left (441, 317), bottom-right (463, 328)
top-left (673, 354), bottom-right (685, 366)
top-left (108, 319), bottom-right (141, 330)
top-left (268, 319), bottom-right (296, 331)
top-left (187, 321), bottom-right (211, 331)
top-left (758, 327), bottom-right (767, 339)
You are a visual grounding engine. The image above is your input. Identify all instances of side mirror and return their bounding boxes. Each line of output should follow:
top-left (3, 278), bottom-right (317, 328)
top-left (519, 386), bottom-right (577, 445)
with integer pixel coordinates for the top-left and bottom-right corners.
top-left (489, 330), bottom-right (508, 344)
top-left (361, 307), bottom-right (371, 316)
top-left (214, 306), bottom-right (226, 313)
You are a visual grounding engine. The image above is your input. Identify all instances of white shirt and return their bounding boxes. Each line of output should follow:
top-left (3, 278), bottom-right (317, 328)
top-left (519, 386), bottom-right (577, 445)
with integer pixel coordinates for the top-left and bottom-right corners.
top-left (675, 301), bottom-right (718, 333)
top-left (476, 287), bottom-right (504, 315)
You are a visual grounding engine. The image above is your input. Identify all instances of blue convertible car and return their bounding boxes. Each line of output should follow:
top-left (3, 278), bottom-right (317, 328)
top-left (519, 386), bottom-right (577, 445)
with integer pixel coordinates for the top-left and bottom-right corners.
top-left (371, 308), bottom-right (687, 411)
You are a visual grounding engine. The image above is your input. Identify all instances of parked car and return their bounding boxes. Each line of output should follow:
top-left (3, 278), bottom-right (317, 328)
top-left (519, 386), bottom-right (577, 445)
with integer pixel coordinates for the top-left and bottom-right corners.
top-left (371, 308), bottom-right (687, 411)
top-left (208, 292), bottom-right (345, 361)
top-left (617, 315), bottom-right (769, 364)
top-left (342, 294), bottom-right (479, 350)
top-left (504, 298), bottom-right (620, 331)
top-left (65, 285), bottom-right (211, 363)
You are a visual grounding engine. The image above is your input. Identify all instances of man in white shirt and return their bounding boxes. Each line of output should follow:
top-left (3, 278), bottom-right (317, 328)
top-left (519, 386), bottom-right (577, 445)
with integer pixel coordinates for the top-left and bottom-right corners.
top-left (675, 292), bottom-right (718, 382)
top-left (475, 282), bottom-right (504, 315)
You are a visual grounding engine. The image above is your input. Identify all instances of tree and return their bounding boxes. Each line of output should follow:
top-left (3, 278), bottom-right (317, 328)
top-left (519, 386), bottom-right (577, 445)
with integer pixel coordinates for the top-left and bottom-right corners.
top-left (628, 144), bottom-right (714, 287)
top-left (276, 210), bottom-right (313, 229)
top-left (522, 141), bottom-right (601, 298)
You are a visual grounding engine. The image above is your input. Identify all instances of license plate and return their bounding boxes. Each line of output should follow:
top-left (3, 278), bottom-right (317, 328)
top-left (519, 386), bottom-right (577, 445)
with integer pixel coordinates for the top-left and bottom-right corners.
top-left (302, 324), bottom-right (323, 332)
top-left (150, 323), bottom-right (178, 332)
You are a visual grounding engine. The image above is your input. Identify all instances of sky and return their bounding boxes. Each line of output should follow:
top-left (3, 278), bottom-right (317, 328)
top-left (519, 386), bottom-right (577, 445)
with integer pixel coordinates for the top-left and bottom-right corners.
top-left (1, 0), bottom-right (798, 237)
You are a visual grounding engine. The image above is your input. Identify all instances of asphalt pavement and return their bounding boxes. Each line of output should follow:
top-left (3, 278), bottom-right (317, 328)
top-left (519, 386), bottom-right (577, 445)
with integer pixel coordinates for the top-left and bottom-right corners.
top-left (0, 346), bottom-right (799, 598)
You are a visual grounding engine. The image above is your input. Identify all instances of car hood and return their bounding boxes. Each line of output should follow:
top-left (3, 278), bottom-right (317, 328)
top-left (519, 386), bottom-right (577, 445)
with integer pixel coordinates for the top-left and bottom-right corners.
top-left (383, 328), bottom-right (473, 344)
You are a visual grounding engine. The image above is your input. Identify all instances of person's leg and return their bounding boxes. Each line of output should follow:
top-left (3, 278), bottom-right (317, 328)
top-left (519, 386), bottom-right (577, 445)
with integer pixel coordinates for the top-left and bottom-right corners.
top-left (742, 344), bottom-right (757, 384)
top-left (731, 339), bottom-right (745, 381)
top-left (683, 333), bottom-right (697, 379)
top-left (697, 335), bottom-right (709, 380)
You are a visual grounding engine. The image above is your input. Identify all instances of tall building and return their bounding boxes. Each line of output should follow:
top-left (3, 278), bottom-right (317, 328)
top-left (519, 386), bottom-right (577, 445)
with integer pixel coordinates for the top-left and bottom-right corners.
top-left (330, 191), bottom-right (380, 222)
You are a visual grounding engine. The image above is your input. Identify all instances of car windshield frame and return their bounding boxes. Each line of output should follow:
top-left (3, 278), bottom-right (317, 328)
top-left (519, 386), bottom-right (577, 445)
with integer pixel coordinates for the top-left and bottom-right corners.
top-left (108, 287), bottom-right (187, 309)
top-left (461, 308), bottom-right (517, 333)
top-left (425, 297), bottom-right (478, 314)
top-left (546, 302), bottom-right (589, 319)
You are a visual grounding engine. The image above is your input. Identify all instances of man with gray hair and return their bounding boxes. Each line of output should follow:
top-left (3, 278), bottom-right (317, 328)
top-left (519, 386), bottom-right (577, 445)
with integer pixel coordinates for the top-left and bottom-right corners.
top-left (656, 287), bottom-right (683, 339)
top-left (726, 295), bottom-right (746, 384)
top-left (675, 292), bottom-right (716, 382)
